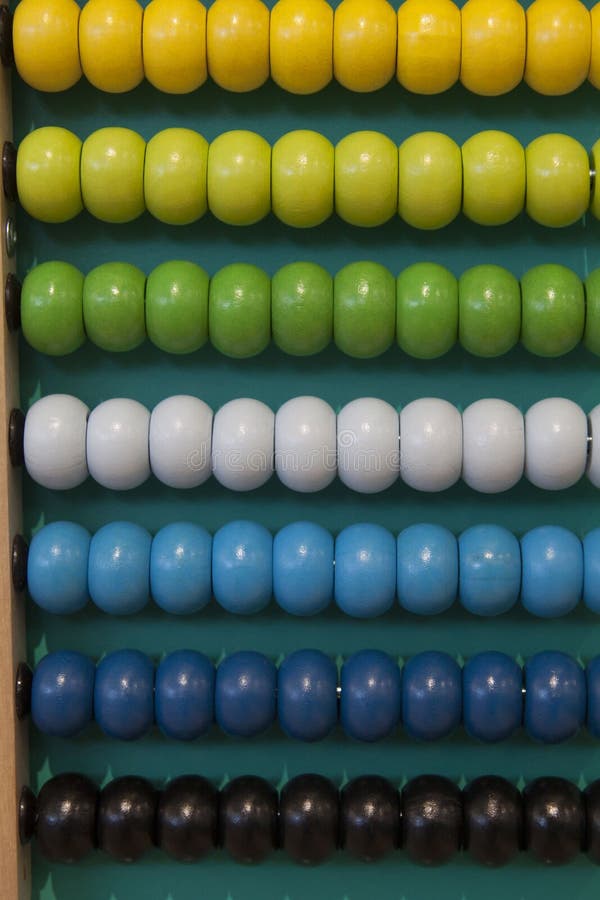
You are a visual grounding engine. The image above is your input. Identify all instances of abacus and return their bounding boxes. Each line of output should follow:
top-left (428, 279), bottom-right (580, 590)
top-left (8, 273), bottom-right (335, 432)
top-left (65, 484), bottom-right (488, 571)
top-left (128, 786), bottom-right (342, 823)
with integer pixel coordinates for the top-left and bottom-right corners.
top-left (4, 0), bottom-right (600, 898)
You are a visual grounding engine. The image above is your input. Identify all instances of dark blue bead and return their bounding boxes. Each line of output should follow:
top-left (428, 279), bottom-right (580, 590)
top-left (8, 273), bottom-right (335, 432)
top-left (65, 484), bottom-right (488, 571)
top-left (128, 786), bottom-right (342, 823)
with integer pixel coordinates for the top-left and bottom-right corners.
top-left (525, 651), bottom-right (585, 743)
top-left (402, 651), bottom-right (461, 741)
top-left (155, 650), bottom-right (214, 740)
top-left (278, 649), bottom-right (337, 741)
top-left (32, 650), bottom-right (95, 737)
top-left (94, 649), bottom-right (154, 741)
top-left (587, 656), bottom-right (600, 737)
top-left (215, 651), bottom-right (276, 737)
top-left (341, 650), bottom-right (401, 742)
top-left (463, 651), bottom-right (522, 742)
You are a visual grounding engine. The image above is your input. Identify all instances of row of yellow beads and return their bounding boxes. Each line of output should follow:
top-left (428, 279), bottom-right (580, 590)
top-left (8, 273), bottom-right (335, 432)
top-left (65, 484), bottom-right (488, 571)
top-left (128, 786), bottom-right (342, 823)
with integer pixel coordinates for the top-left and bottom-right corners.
top-left (13, 0), bottom-right (599, 96)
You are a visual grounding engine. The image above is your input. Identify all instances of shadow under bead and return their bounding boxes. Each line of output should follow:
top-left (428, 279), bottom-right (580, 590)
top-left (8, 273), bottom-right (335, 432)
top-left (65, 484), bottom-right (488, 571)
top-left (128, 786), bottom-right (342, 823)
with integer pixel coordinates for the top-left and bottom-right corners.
top-left (524, 776), bottom-right (584, 865)
top-left (341, 776), bottom-right (400, 862)
top-left (402, 775), bottom-right (462, 866)
top-left (36, 773), bottom-right (97, 863)
top-left (157, 775), bottom-right (218, 862)
top-left (219, 776), bottom-right (278, 864)
top-left (97, 776), bottom-right (157, 863)
top-left (463, 775), bottom-right (523, 867)
top-left (280, 774), bottom-right (339, 865)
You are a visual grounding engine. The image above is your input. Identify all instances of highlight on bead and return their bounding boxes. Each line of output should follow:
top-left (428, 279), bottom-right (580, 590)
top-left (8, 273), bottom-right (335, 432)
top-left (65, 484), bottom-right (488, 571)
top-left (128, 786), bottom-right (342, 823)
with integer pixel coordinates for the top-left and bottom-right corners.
top-left (11, 0), bottom-right (600, 97)
top-left (13, 127), bottom-right (598, 229)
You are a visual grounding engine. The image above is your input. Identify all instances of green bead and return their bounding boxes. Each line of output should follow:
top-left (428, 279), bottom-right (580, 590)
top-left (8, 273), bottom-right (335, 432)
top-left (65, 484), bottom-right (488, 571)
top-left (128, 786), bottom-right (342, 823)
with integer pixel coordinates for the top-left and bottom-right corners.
top-left (521, 264), bottom-right (584, 357)
top-left (272, 262), bottom-right (332, 356)
top-left (83, 262), bottom-right (146, 352)
top-left (146, 261), bottom-right (209, 354)
top-left (396, 262), bottom-right (457, 359)
top-left (459, 264), bottom-right (520, 357)
top-left (334, 261), bottom-right (395, 358)
top-left (21, 260), bottom-right (85, 355)
top-left (584, 268), bottom-right (600, 356)
top-left (209, 263), bottom-right (270, 358)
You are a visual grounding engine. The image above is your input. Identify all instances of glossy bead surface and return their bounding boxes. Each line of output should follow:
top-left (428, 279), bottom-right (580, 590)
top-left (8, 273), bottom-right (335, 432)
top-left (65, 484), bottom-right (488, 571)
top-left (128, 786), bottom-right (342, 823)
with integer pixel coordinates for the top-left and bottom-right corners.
top-left (79, 0), bottom-right (143, 92)
top-left (212, 520), bottom-right (272, 614)
top-left (398, 132), bottom-right (462, 230)
top-left (208, 131), bottom-right (271, 225)
top-left (207, 0), bottom-right (270, 92)
top-left (334, 261), bottom-right (395, 357)
top-left (334, 0), bottom-right (396, 92)
top-left (272, 262), bottom-right (333, 356)
top-left (396, 0), bottom-right (461, 94)
top-left (278, 649), bottom-right (337, 741)
top-left (335, 132), bottom-right (398, 227)
top-left (149, 395), bottom-right (213, 489)
top-left (458, 265), bottom-right (520, 358)
top-left (586, 656), bottom-right (600, 736)
top-left (32, 651), bottom-right (95, 737)
top-left (341, 650), bottom-right (401, 741)
top-left (94, 649), bottom-right (155, 740)
top-left (460, 0), bottom-right (525, 95)
top-left (97, 776), bottom-right (157, 863)
top-left (146, 261), bottom-right (209, 354)
top-left (403, 651), bottom-right (461, 740)
top-left (400, 398), bottom-right (462, 492)
top-left (24, 394), bottom-right (89, 490)
top-left (397, 523), bottom-right (457, 615)
top-left (402, 776), bottom-right (462, 865)
top-left (83, 262), bottom-right (146, 352)
top-left (463, 651), bottom-right (522, 742)
top-left (521, 264), bottom-right (584, 357)
top-left (587, 404), bottom-right (600, 487)
top-left (211, 398), bottom-right (274, 491)
top-left (273, 521), bottom-right (334, 616)
top-left (14, 0), bottom-right (82, 92)
top-left (28, 521), bottom-right (90, 614)
top-left (584, 528), bottom-right (600, 613)
top-left (337, 397), bottom-right (399, 493)
top-left (143, 0), bottom-right (208, 94)
top-left (270, 0), bottom-right (333, 94)
top-left (209, 264), bottom-right (270, 358)
top-left (144, 128), bottom-right (209, 225)
top-left (462, 131), bottom-right (525, 226)
top-left (21, 261), bottom-right (85, 356)
top-left (459, 525), bottom-right (521, 616)
top-left (280, 774), bottom-right (339, 865)
top-left (88, 521), bottom-right (151, 615)
top-left (525, 0), bottom-right (591, 95)
top-left (272, 130), bottom-right (334, 227)
top-left (463, 776), bottom-right (522, 867)
top-left (335, 524), bottom-right (396, 618)
top-left (36, 774), bottom-right (97, 864)
top-left (524, 398), bottom-right (587, 490)
top-left (524, 777), bottom-right (584, 864)
top-left (521, 526), bottom-right (583, 618)
top-left (396, 262), bottom-right (458, 358)
top-left (525, 651), bottom-right (586, 743)
top-left (81, 127), bottom-right (146, 223)
top-left (157, 776), bottom-right (217, 862)
top-left (86, 398), bottom-right (151, 491)
top-left (150, 522), bottom-right (212, 614)
top-left (462, 399), bottom-right (524, 494)
top-left (341, 776), bottom-right (400, 861)
top-left (215, 651), bottom-right (276, 736)
top-left (219, 776), bottom-right (278, 863)
top-left (155, 650), bottom-right (214, 740)
top-left (591, 3), bottom-right (600, 89)
top-left (275, 396), bottom-right (336, 492)
top-left (525, 134), bottom-right (590, 228)
top-left (17, 127), bottom-right (82, 223)
top-left (584, 268), bottom-right (600, 354)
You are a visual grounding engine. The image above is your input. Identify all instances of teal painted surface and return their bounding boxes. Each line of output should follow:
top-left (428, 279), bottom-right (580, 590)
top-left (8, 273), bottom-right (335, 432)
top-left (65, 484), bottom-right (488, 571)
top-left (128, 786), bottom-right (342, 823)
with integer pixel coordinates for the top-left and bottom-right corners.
top-left (12, 0), bottom-right (600, 896)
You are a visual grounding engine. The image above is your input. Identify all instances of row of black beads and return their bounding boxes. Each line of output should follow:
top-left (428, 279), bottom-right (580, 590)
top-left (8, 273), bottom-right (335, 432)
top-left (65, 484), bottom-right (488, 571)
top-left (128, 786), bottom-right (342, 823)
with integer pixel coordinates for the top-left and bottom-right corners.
top-left (24, 772), bottom-right (600, 867)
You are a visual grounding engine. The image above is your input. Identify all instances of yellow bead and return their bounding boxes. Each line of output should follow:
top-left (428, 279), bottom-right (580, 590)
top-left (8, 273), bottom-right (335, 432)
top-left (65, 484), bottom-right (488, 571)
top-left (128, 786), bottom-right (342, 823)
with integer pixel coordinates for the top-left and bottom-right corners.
top-left (207, 0), bottom-right (270, 92)
top-left (208, 131), bottom-right (271, 226)
top-left (334, 0), bottom-right (397, 92)
top-left (17, 127), bottom-right (82, 223)
top-left (81, 127), bottom-right (146, 224)
top-left (460, 0), bottom-right (525, 96)
top-left (589, 2), bottom-right (600, 88)
top-left (272, 130), bottom-right (334, 228)
top-left (144, 129), bottom-right (208, 225)
top-left (526, 134), bottom-right (590, 228)
top-left (589, 139), bottom-right (600, 219)
top-left (13, 0), bottom-right (81, 92)
top-left (525, 0), bottom-right (591, 96)
top-left (335, 131), bottom-right (398, 227)
top-left (79, 0), bottom-right (144, 93)
top-left (143, 0), bottom-right (207, 94)
top-left (270, 0), bottom-right (333, 94)
top-left (398, 132), bottom-right (461, 230)
top-left (462, 131), bottom-right (525, 226)
top-left (396, 0), bottom-right (460, 94)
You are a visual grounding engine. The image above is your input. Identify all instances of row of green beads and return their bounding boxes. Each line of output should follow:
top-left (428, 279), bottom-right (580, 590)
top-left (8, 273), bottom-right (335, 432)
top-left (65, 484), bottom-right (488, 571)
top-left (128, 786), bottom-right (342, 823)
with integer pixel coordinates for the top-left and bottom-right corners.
top-left (21, 259), bottom-right (599, 360)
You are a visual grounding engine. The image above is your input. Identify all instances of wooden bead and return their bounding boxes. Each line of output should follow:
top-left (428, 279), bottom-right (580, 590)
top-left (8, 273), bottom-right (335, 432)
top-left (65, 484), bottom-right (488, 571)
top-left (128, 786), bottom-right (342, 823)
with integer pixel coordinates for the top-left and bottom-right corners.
top-left (86, 398), bottom-right (151, 491)
top-left (17, 127), bottom-right (82, 224)
top-left (143, 0), bottom-right (208, 94)
top-left (462, 131), bottom-right (525, 226)
top-left (13, 0), bottom-right (82, 92)
top-left (398, 132), bottom-right (462, 229)
top-left (335, 131), bottom-right (398, 227)
top-left (525, 134), bottom-right (590, 228)
top-left (157, 776), bottom-right (218, 861)
top-left (396, 0), bottom-right (461, 95)
top-left (334, 0), bottom-right (397, 93)
top-left (463, 776), bottom-right (522, 867)
top-left (341, 776), bottom-right (400, 861)
top-left (207, 130), bottom-right (271, 226)
top-left (589, 2), bottom-right (600, 88)
top-left (24, 394), bottom-right (89, 490)
top-left (36, 774), bottom-right (97, 863)
top-left (523, 777), bottom-right (584, 864)
top-left (270, 0), bottom-right (333, 94)
top-left (219, 776), bottom-right (278, 863)
top-left (144, 128), bottom-right (209, 225)
top-left (81, 127), bottom-right (146, 224)
top-left (525, 0), bottom-right (591, 96)
top-left (98, 776), bottom-right (157, 863)
top-left (460, 0), bottom-right (525, 96)
top-left (272, 130), bottom-right (334, 228)
top-left (280, 774), bottom-right (339, 865)
top-left (207, 0), bottom-right (270, 92)
top-left (402, 775), bottom-right (462, 866)
top-left (79, 0), bottom-right (144, 93)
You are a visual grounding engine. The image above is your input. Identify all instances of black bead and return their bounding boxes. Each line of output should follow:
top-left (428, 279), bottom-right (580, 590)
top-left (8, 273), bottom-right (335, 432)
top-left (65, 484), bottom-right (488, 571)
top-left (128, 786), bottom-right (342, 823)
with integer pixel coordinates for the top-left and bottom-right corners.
top-left (5, 273), bottom-right (21, 333)
top-left (2, 140), bottom-right (16, 201)
top-left (98, 776), bottom-right (157, 863)
top-left (219, 775), bottom-right (278, 864)
top-left (36, 774), bottom-right (97, 863)
top-left (8, 407), bottom-right (24, 468)
top-left (341, 775), bottom-right (400, 862)
top-left (584, 779), bottom-right (600, 863)
top-left (463, 776), bottom-right (522, 867)
top-left (402, 775), bottom-right (462, 866)
top-left (0, 7), bottom-right (13, 68)
top-left (19, 785), bottom-right (37, 845)
top-left (157, 775), bottom-right (218, 862)
top-left (280, 773), bottom-right (339, 865)
top-left (524, 776), bottom-right (584, 865)
top-left (14, 661), bottom-right (32, 720)
top-left (12, 533), bottom-right (27, 592)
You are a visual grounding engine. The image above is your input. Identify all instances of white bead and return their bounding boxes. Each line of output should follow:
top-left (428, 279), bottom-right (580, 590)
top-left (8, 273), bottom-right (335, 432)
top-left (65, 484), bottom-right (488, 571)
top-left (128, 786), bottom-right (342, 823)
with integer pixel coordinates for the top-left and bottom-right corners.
top-left (212, 398), bottom-right (274, 491)
top-left (337, 397), bottom-right (399, 493)
top-left (275, 396), bottom-right (336, 492)
top-left (149, 396), bottom-right (213, 489)
top-left (525, 397), bottom-right (587, 490)
top-left (462, 398), bottom-right (524, 494)
top-left (24, 394), bottom-right (89, 490)
top-left (587, 404), bottom-right (600, 487)
top-left (86, 398), bottom-right (151, 490)
top-left (400, 398), bottom-right (462, 492)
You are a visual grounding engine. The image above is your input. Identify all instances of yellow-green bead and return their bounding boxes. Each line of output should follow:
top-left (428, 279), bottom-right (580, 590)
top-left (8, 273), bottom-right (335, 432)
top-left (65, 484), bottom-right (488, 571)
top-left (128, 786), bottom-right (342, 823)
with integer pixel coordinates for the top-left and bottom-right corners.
top-left (81, 127), bottom-right (146, 224)
top-left (272, 130), bottom-right (334, 228)
top-left (585, 268), bottom-right (600, 356)
top-left (21, 261), bottom-right (85, 355)
top-left (335, 131), bottom-right (398, 227)
top-left (146, 261), bottom-right (209, 354)
top-left (526, 134), bottom-right (590, 228)
top-left (462, 131), bottom-right (525, 226)
top-left (83, 262), bottom-right (146, 352)
top-left (398, 132), bottom-right (462, 230)
top-left (272, 262), bottom-right (333, 356)
top-left (521, 264), bottom-right (584, 357)
top-left (144, 128), bottom-right (209, 225)
top-left (208, 131), bottom-right (271, 226)
top-left (459, 264), bottom-right (521, 357)
top-left (17, 127), bottom-right (83, 223)
top-left (334, 261), bottom-right (395, 357)
top-left (396, 262), bottom-right (458, 359)
top-left (589, 138), bottom-right (600, 221)
top-left (209, 263), bottom-right (270, 358)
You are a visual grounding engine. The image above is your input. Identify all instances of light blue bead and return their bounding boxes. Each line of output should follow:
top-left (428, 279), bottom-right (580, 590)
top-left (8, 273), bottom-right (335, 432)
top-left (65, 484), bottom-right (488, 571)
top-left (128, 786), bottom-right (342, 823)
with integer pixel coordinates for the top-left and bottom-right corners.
top-left (150, 523), bottom-right (212, 615)
top-left (31, 650), bottom-right (95, 737)
top-left (402, 651), bottom-right (461, 741)
top-left (88, 522), bottom-right (152, 616)
top-left (587, 656), bottom-right (600, 737)
top-left (335, 523), bottom-right (396, 618)
top-left (94, 649), bottom-right (154, 741)
top-left (27, 521), bottom-right (90, 614)
top-left (397, 524), bottom-right (457, 615)
top-left (212, 521), bottom-right (272, 615)
top-left (459, 525), bottom-right (521, 616)
top-left (583, 529), bottom-right (600, 613)
top-left (341, 650), bottom-right (401, 742)
top-left (521, 526), bottom-right (583, 618)
top-left (215, 651), bottom-right (276, 737)
top-left (278, 649), bottom-right (337, 741)
top-left (463, 651), bottom-right (522, 742)
top-left (273, 522), bottom-right (333, 616)
top-left (525, 651), bottom-right (585, 743)
top-left (155, 650), bottom-right (214, 740)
